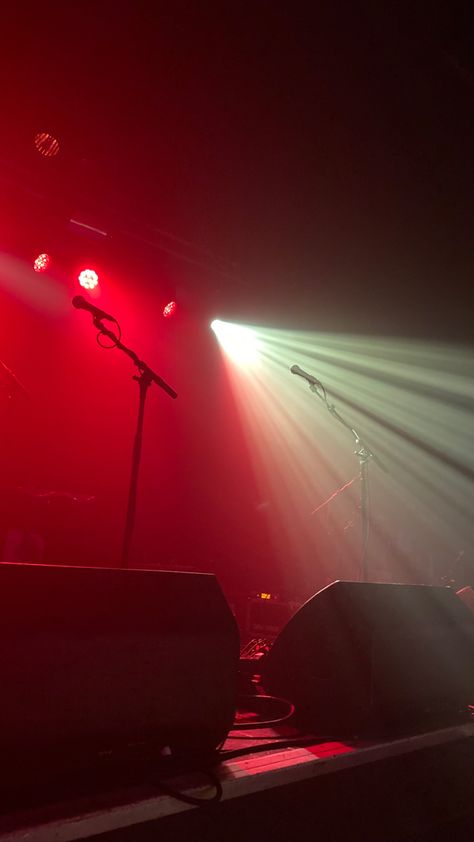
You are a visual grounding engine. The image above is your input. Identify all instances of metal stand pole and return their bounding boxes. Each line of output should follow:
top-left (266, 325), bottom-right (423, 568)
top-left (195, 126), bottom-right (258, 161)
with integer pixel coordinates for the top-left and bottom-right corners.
top-left (121, 370), bottom-right (152, 569)
top-left (74, 309), bottom-right (177, 569)
top-left (294, 377), bottom-right (387, 582)
top-left (357, 444), bottom-right (371, 582)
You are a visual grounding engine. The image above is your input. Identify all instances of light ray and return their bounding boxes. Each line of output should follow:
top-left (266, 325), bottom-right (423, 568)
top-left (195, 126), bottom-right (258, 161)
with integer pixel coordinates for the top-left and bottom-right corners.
top-left (213, 321), bottom-right (474, 592)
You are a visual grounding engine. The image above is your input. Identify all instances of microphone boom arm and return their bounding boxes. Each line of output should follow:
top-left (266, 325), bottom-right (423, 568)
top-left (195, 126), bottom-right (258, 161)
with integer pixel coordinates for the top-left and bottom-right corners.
top-left (94, 319), bottom-right (177, 399)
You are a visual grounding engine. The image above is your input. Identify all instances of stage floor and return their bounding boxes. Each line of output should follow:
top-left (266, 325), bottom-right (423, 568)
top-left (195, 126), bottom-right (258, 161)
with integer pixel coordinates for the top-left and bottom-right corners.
top-left (1, 720), bottom-right (474, 841)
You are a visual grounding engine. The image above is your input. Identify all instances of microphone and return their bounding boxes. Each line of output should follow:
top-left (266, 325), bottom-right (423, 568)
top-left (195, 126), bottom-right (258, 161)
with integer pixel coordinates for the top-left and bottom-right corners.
top-left (290, 364), bottom-right (324, 388)
top-left (72, 295), bottom-right (116, 322)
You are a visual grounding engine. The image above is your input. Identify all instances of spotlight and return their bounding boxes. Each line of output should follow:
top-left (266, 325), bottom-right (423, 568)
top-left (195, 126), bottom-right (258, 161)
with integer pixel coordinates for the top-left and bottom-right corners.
top-left (163, 300), bottom-right (177, 318)
top-left (34, 132), bottom-right (60, 158)
top-left (210, 319), bottom-right (260, 365)
top-left (78, 268), bottom-right (99, 290)
top-left (33, 253), bottom-right (50, 273)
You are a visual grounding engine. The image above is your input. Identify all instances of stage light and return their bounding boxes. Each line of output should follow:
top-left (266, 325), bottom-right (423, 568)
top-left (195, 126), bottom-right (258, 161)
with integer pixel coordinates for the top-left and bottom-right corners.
top-left (211, 319), bottom-right (260, 365)
top-left (33, 253), bottom-right (50, 273)
top-left (215, 323), bottom-right (474, 592)
top-left (34, 132), bottom-right (60, 158)
top-left (163, 300), bottom-right (177, 318)
top-left (78, 268), bottom-right (99, 290)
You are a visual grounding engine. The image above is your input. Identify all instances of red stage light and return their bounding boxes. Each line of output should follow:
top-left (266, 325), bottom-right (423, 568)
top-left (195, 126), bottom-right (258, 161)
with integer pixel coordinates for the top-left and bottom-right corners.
top-left (33, 253), bottom-right (50, 273)
top-left (34, 132), bottom-right (60, 158)
top-left (78, 268), bottom-right (99, 290)
top-left (163, 300), bottom-right (177, 318)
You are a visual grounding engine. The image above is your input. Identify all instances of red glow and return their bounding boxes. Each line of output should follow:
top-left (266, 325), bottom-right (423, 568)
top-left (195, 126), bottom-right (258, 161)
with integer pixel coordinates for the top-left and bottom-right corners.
top-left (163, 300), bottom-right (177, 318)
top-left (33, 253), bottom-right (50, 273)
top-left (78, 268), bottom-right (99, 290)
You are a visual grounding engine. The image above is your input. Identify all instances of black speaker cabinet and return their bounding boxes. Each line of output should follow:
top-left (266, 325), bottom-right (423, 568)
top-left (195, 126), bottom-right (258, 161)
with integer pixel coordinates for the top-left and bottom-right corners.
top-left (262, 581), bottom-right (474, 737)
top-left (0, 563), bottom-right (239, 778)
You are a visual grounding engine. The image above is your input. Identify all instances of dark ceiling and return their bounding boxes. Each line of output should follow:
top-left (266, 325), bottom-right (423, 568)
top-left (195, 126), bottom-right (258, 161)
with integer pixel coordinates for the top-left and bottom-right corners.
top-left (1, 2), bottom-right (473, 337)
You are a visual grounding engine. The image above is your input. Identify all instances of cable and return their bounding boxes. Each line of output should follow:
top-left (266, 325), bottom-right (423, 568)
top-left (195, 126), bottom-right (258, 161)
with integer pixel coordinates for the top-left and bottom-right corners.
top-left (155, 768), bottom-right (223, 806)
top-left (155, 734), bottom-right (344, 802)
top-left (233, 694), bottom-right (295, 729)
top-left (151, 736), bottom-right (319, 804)
top-left (96, 321), bottom-right (122, 348)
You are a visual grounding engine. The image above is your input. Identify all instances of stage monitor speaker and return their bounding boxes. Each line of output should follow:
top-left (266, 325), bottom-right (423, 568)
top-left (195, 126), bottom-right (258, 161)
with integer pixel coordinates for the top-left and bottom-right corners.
top-left (0, 563), bottom-right (239, 779)
top-left (262, 580), bottom-right (474, 737)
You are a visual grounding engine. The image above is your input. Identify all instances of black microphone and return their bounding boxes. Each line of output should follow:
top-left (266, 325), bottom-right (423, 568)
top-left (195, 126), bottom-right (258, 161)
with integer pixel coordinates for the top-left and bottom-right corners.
top-left (290, 364), bottom-right (323, 388)
top-left (72, 295), bottom-right (116, 322)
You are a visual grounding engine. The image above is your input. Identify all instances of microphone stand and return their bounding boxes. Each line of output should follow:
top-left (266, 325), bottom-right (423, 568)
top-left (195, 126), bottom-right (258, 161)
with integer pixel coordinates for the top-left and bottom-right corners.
top-left (87, 317), bottom-right (177, 568)
top-left (306, 381), bottom-right (387, 582)
top-left (0, 358), bottom-right (29, 402)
